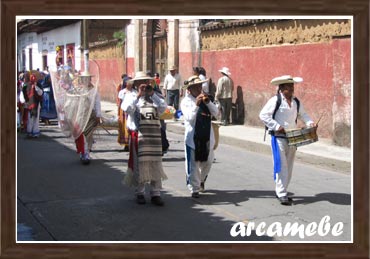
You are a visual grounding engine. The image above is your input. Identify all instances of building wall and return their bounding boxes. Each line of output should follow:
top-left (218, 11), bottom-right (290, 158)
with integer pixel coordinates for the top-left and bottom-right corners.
top-left (126, 21), bottom-right (135, 76)
top-left (89, 42), bottom-right (125, 103)
top-left (17, 22), bottom-right (82, 72)
top-left (179, 19), bottom-right (351, 146)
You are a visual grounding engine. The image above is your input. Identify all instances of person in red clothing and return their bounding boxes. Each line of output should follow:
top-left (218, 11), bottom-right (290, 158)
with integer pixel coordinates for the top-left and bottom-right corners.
top-left (154, 72), bottom-right (160, 86)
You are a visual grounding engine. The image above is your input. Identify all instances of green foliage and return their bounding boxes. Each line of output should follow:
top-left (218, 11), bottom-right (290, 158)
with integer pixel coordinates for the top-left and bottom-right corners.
top-left (113, 30), bottom-right (126, 47)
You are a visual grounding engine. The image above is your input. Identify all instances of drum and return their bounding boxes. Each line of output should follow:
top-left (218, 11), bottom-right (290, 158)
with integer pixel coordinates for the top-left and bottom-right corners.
top-left (285, 126), bottom-right (318, 147)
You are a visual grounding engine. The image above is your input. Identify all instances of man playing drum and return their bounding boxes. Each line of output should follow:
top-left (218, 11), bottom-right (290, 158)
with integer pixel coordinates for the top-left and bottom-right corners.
top-left (259, 75), bottom-right (315, 205)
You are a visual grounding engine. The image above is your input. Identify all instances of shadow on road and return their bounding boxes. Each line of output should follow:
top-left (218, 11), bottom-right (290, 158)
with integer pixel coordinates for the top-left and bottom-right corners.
top-left (17, 129), bottom-right (273, 242)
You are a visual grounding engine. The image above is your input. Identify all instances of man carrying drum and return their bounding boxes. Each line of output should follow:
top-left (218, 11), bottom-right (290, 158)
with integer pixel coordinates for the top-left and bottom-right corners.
top-left (259, 75), bottom-right (316, 205)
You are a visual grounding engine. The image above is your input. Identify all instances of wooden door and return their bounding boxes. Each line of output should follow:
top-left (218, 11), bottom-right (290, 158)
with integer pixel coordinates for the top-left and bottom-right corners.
top-left (152, 20), bottom-right (167, 85)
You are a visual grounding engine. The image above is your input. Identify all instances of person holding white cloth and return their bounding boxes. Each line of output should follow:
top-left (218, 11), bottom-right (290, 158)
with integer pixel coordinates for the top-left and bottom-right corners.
top-left (259, 75), bottom-right (315, 205)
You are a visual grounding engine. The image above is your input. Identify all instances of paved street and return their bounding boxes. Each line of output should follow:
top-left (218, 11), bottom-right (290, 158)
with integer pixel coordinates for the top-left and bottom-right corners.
top-left (17, 123), bottom-right (351, 242)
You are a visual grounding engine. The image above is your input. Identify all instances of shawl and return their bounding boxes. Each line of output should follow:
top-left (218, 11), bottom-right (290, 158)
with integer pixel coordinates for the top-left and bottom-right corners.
top-left (193, 96), bottom-right (214, 162)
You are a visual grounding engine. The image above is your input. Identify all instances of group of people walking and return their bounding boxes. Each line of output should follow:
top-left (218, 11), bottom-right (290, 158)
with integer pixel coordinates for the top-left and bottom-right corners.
top-left (17, 69), bottom-right (58, 138)
top-left (21, 64), bottom-right (315, 208)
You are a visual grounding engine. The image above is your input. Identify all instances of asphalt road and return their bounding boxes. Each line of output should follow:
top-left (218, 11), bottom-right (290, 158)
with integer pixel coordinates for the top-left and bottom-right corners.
top-left (17, 123), bottom-right (351, 242)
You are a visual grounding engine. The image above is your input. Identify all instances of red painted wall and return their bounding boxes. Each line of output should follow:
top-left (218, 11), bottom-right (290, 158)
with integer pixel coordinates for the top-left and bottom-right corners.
top-left (179, 39), bottom-right (351, 142)
top-left (93, 59), bottom-right (124, 102)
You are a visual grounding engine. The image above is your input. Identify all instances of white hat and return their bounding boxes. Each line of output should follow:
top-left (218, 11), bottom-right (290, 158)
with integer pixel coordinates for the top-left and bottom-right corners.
top-left (168, 65), bottom-right (177, 71)
top-left (182, 76), bottom-right (209, 89)
top-left (129, 71), bottom-right (153, 82)
top-left (79, 71), bottom-right (94, 77)
top-left (219, 67), bottom-right (231, 75)
top-left (270, 75), bottom-right (303, 85)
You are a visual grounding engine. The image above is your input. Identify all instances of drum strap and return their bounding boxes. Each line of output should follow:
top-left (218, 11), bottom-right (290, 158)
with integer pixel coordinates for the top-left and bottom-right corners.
top-left (263, 93), bottom-right (300, 141)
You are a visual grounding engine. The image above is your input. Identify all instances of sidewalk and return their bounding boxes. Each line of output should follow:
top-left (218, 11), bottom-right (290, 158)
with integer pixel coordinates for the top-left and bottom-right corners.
top-left (101, 101), bottom-right (351, 173)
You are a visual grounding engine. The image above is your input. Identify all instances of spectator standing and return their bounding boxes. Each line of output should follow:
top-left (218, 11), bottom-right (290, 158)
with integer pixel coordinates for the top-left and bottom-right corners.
top-left (215, 67), bottom-right (234, 126)
top-left (163, 65), bottom-right (182, 119)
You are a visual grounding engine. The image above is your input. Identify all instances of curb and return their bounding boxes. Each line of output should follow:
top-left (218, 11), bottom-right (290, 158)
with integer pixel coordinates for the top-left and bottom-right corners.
top-left (166, 124), bottom-right (350, 174)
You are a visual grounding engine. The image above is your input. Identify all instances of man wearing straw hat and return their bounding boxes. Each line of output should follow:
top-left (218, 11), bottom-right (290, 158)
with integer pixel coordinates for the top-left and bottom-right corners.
top-left (259, 75), bottom-right (315, 205)
top-left (215, 67), bottom-right (234, 126)
top-left (181, 75), bottom-right (219, 198)
top-left (163, 65), bottom-right (182, 120)
top-left (121, 71), bottom-right (168, 206)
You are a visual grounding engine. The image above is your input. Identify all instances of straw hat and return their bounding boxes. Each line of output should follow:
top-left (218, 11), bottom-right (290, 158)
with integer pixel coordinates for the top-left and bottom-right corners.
top-left (128, 71), bottom-right (153, 83)
top-left (168, 65), bottom-right (177, 71)
top-left (182, 76), bottom-right (208, 89)
top-left (270, 75), bottom-right (303, 85)
top-left (219, 67), bottom-right (231, 75)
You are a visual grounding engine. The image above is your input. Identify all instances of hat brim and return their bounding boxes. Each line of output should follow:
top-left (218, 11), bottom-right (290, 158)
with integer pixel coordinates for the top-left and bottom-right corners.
top-left (182, 79), bottom-right (208, 89)
top-left (271, 77), bottom-right (303, 85)
top-left (219, 70), bottom-right (231, 75)
top-left (128, 76), bottom-right (153, 83)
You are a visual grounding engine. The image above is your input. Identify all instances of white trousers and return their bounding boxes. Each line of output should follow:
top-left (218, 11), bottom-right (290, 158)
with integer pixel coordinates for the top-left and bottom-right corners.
top-left (185, 145), bottom-right (214, 193)
top-left (27, 106), bottom-right (41, 137)
top-left (273, 138), bottom-right (296, 198)
top-left (135, 181), bottom-right (161, 197)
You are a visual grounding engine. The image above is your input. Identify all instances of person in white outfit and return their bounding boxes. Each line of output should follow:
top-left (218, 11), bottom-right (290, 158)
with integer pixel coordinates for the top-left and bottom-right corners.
top-left (121, 71), bottom-right (168, 206)
top-left (181, 76), bottom-right (219, 198)
top-left (259, 75), bottom-right (315, 205)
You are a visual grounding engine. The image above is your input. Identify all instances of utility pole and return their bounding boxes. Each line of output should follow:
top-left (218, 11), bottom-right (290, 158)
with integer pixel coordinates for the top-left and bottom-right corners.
top-left (83, 19), bottom-right (89, 73)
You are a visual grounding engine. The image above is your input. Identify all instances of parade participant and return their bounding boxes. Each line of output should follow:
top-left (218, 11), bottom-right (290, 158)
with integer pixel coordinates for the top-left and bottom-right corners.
top-left (50, 65), bottom-right (101, 165)
top-left (121, 71), bottom-right (168, 206)
top-left (259, 75), bottom-right (315, 205)
top-left (40, 74), bottom-right (58, 125)
top-left (23, 73), bottom-right (43, 138)
top-left (163, 65), bottom-right (182, 120)
top-left (73, 72), bottom-right (101, 164)
top-left (215, 67), bottom-right (234, 126)
top-left (17, 72), bottom-right (25, 131)
top-left (154, 72), bottom-right (160, 86)
top-left (117, 74), bottom-right (131, 151)
top-left (180, 76), bottom-right (219, 198)
top-left (147, 72), bottom-right (170, 155)
top-left (193, 67), bottom-right (209, 94)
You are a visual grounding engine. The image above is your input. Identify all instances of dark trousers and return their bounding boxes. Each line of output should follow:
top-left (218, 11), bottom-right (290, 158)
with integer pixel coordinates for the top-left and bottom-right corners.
top-left (219, 98), bottom-right (232, 125)
top-left (167, 89), bottom-right (180, 111)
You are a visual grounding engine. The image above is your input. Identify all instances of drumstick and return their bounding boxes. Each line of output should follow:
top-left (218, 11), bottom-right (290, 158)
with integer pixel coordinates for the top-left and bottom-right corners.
top-left (99, 125), bottom-right (113, 135)
top-left (316, 112), bottom-right (325, 126)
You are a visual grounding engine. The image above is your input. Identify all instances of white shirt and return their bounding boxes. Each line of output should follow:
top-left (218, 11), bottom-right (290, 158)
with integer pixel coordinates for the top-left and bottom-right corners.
top-left (216, 75), bottom-right (234, 99)
top-left (199, 74), bottom-right (209, 94)
top-left (163, 73), bottom-right (182, 91)
top-left (181, 94), bottom-right (219, 149)
top-left (259, 93), bottom-right (313, 131)
top-left (121, 90), bottom-right (167, 131)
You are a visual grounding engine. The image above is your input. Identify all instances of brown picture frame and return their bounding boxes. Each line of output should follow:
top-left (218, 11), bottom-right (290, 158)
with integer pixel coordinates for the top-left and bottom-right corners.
top-left (4, 0), bottom-right (369, 258)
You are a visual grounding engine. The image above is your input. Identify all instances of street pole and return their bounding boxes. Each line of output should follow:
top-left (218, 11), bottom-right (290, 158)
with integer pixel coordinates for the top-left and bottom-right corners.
top-left (83, 19), bottom-right (89, 73)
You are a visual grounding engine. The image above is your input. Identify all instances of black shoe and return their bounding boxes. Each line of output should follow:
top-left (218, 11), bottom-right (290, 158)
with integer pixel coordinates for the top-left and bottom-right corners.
top-left (151, 196), bottom-right (164, 206)
top-left (136, 195), bottom-right (146, 205)
top-left (275, 194), bottom-right (293, 202)
top-left (191, 192), bottom-right (200, 198)
top-left (278, 196), bottom-right (292, 205)
top-left (200, 182), bottom-right (205, 192)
